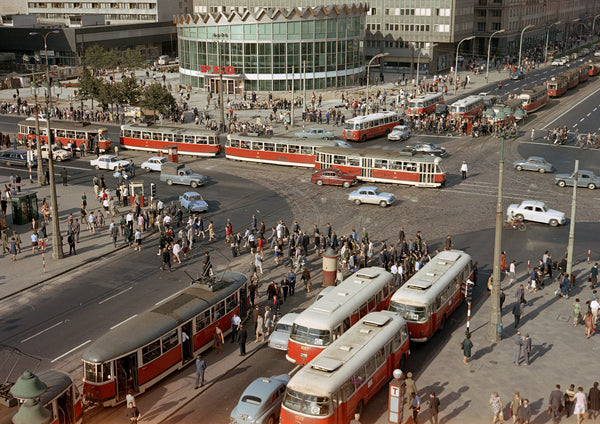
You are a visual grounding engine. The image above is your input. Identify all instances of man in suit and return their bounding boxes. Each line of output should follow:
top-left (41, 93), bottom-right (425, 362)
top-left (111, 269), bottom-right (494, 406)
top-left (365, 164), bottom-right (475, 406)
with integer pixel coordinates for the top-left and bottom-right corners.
top-left (549, 384), bottom-right (564, 423)
top-left (194, 355), bottom-right (206, 389)
top-left (513, 331), bottom-right (523, 366)
top-left (237, 325), bottom-right (248, 356)
top-left (512, 301), bottom-right (522, 328)
top-left (523, 334), bottom-right (532, 365)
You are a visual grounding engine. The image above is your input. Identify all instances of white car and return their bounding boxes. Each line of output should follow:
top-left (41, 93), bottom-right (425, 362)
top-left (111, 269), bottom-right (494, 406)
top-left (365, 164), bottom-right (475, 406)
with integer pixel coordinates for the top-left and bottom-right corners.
top-left (33, 145), bottom-right (72, 162)
top-left (90, 155), bottom-right (131, 171)
top-left (506, 200), bottom-right (566, 227)
top-left (141, 156), bottom-right (167, 172)
top-left (387, 125), bottom-right (411, 141)
top-left (267, 312), bottom-right (299, 351)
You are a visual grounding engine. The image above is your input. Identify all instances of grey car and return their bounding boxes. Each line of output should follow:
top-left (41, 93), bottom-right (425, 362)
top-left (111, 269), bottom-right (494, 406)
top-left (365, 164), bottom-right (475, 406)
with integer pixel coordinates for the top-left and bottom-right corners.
top-left (294, 127), bottom-right (333, 139)
top-left (513, 156), bottom-right (554, 173)
top-left (348, 186), bottom-right (395, 207)
top-left (230, 374), bottom-right (290, 424)
top-left (555, 170), bottom-right (600, 190)
top-left (268, 312), bottom-right (299, 351)
top-left (0, 149), bottom-right (37, 167)
top-left (406, 143), bottom-right (448, 157)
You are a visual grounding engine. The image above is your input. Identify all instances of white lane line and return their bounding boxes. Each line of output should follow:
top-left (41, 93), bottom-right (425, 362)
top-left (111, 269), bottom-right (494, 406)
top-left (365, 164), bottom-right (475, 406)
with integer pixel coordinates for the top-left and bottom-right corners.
top-left (587, 113), bottom-right (592, 117)
top-left (155, 292), bottom-right (180, 306)
top-left (543, 83), bottom-right (600, 129)
top-left (51, 340), bottom-right (91, 363)
top-left (110, 314), bottom-right (138, 330)
top-left (99, 287), bottom-right (133, 304)
top-left (594, 108), bottom-right (598, 112)
top-left (581, 118), bottom-right (585, 122)
top-left (21, 321), bottom-right (64, 343)
top-left (573, 124), bottom-right (578, 128)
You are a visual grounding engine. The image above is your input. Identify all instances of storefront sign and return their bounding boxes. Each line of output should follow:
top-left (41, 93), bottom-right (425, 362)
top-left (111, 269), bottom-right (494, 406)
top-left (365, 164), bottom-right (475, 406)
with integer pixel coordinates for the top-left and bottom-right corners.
top-left (199, 65), bottom-right (236, 74)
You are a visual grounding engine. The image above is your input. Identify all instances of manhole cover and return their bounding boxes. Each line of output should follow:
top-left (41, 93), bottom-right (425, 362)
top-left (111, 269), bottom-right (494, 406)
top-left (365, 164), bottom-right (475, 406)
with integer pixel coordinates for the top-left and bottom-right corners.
top-left (556, 315), bottom-right (570, 322)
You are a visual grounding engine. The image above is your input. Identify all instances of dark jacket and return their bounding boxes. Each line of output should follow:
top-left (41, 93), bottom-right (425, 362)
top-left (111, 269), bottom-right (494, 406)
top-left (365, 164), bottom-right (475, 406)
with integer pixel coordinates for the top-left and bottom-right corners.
top-left (549, 389), bottom-right (564, 409)
top-left (237, 328), bottom-right (248, 344)
top-left (589, 387), bottom-right (600, 410)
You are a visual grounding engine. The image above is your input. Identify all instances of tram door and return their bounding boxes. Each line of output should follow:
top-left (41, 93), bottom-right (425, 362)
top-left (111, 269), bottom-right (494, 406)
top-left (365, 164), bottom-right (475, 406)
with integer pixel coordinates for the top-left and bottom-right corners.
top-left (240, 286), bottom-right (248, 319)
top-left (318, 152), bottom-right (332, 169)
top-left (115, 353), bottom-right (139, 403)
top-left (55, 386), bottom-right (75, 424)
top-left (362, 158), bottom-right (373, 178)
top-left (419, 163), bottom-right (434, 185)
top-left (182, 321), bottom-right (193, 363)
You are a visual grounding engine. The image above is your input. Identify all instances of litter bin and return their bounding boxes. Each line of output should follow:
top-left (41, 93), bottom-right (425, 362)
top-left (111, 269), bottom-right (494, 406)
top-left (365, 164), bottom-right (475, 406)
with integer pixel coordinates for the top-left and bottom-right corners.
top-left (167, 145), bottom-right (178, 163)
top-left (10, 193), bottom-right (39, 225)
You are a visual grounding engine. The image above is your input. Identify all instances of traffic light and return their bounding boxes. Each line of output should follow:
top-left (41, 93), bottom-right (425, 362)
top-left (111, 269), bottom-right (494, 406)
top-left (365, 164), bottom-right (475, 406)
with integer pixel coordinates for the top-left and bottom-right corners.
top-left (150, 183), bottom-right (156, 198)
top-left (465, 279), bottom-right (474, 303)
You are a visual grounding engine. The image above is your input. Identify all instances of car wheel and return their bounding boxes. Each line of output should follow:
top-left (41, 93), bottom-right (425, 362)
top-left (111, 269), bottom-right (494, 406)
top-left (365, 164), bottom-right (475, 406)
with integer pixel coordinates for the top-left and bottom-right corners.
top-left (191, 181), bottom-right (198, 188)
top-left (558, 180), bottom-right (566, 187)
top-left (589, 183), bottom-right (596, 190)
top-left (343, 181), bottom-right (351, 188)
top-left (515, 165), bottom-right (523, 171)
top-left (316, 180), bottom-right (323, 186)
top-left (379, 201), bottom-right (389, 208)
top-left (549, 219), bottom-right (559, 227)
top-left (515, 214), bottom-right (524, 221)
top-left (166, 179), bottom-right (173, 186)
top-left (95, 165), bottom-right (100, 170)
top-left (539, 168), bottom-right (546, 174)
top-left (144, 167), bottom-right (152, 173)
top-left (354, 199), bottom-right (361, 205)
top-left (55, 156), bottom-right (62, 162)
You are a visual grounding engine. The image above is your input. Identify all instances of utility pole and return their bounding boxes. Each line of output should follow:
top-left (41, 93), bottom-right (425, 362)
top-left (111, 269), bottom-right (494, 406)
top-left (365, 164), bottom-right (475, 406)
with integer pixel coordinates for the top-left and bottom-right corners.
top-left (213, 33), bottom-right (227, 133)
top-left (303, 60), bottom-right (306, 123)
top-left (23, 54), bottom-right (46, 186)
top-left (566, 160), bottom-right (579, 276)
top-left (290, 66), bottom-right (294, 127)
top-left (487, 130), bottom-right (505, 343)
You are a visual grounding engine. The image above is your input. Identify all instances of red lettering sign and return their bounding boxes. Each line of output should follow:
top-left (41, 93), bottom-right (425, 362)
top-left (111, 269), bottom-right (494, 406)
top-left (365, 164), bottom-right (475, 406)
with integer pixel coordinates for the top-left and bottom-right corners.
top-left (200, 65), bottom-right (211, 73)
top-left (199, 66), bottom-right (236, 74)
top-left (224, 66), bottom-right (235, 74)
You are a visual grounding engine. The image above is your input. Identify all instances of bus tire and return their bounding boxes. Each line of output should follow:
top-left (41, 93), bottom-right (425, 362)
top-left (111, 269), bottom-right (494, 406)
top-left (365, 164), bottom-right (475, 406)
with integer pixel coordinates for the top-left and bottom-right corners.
top-left (361, 135), bottom-right (367, 142)
top-left (356, 400), bottom-right (364, 416)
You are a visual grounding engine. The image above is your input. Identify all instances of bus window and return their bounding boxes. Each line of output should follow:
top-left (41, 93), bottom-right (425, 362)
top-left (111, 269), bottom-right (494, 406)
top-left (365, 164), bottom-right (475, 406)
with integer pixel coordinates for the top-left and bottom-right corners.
top-left (375, 347), bottom-right (385, 367)
top-left (161, 330), bottom-right (178, 353)
top-left (365, 357), bottom-right (377, 377)
top-left (290, 324), bottom-right (308, 343)
top-left (405, 305), bottom-right (427, 322)
top-left (392, 334), bottom-right (403, 351)
top-left (343, 317), bottom-right (351, 332)
top-left (359, 302), bottom-right (368, 318)
top-left (303, 395), bottom-right (330, 416)
top-left (352, 367), bottom-right (366, 389)
top-left (342, 379), bottom-right (355, 399)
top-left (368, 295), bottom-right (376, 310)
top-left (307, 329), bottom-right (331, 346)
top-left (343, 121), bottom-right (354, 130)
top-left (195, 309), bottom-right (211, 331)
top-left (142, 340), bottom-right (161, 364)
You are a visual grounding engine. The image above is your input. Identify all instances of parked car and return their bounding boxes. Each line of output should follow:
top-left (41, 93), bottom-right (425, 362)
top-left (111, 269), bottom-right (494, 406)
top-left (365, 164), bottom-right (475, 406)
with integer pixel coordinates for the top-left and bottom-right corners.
top-left (310, 168), bottom-right (357, 187)
top-left (552, 58), bottom-right (566, 66)
top-left (33, 145), bottom-right (72, 162)
top-left (555, 170), bottom-right (600, 190)
top-left (267, 312), bottom-right (299, 351)
top-left (406, 143), bottom-right (448, 157)
top-left (513, 156), bottom-right (554, 173)
top-left (348, 186), bottom-right (394, 207)
top-left (141, 156), bottom-right (168, 172)
top-left (0, 149), bottom-right (42, 167)
top-left (90, 154), bottom-right (131, 171)
top-left (179, 191), bottom-right (208, 212)
top-left (387, 125), bottom-right (411, 141)
top-left (230, 374), bottom-right (290, 424)
top-left (507, 200), bottom-right (566, 227)
top-left (510, 71), bottom-right (525, 80)
top-left (295, 127), bottom-right (333, 139)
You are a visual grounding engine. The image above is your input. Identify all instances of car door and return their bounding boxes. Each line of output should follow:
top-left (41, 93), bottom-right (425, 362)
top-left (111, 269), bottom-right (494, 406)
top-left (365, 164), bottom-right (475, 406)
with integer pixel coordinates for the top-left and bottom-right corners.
top-left (366, 190), bottom-right (376, 204)
top-left (523, 206), bottom-right (534, 221)
top-left (578, 173), bottom-right (589, 187)
top-left (533, 206), bottom-right (545, 223)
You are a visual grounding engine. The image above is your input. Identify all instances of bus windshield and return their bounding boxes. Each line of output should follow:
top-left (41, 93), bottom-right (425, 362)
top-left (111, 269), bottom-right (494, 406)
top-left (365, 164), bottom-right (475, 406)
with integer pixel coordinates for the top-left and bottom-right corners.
top-left (290, 324), bottom-right (332, 346)
top-left (409, 101), bottom-right (423, 108)
top-left (388, 302), bottom-right (427, 322)
top-left (344, 122), bottom-right (356, 130)
top-left (283, 388), bottom-right (331, 416)
top-left (450, 106), bottom-right (465, 113)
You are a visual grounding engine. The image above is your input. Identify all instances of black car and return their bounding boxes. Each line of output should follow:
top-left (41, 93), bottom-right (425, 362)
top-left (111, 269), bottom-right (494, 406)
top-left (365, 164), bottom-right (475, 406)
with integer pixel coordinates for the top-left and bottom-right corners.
top-left (0, 149), bottom-right (35, 166)
top-left (404, 143), bottom-right (448, 157)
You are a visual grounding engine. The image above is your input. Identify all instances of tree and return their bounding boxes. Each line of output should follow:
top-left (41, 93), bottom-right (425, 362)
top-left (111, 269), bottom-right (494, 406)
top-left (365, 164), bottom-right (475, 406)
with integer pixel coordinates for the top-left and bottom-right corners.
top-left (142, 83), bottom-right (175, 121)
top-left (77, 67), bottom-right (102, 110)
top-left (115, 76), bottom-right (141, 106)
top-left (97, 81), bottom-right (118, 112)
top-left (84, 45), bottom-right (106, 74)
top-left (123, 49), bottom-right (144, 70)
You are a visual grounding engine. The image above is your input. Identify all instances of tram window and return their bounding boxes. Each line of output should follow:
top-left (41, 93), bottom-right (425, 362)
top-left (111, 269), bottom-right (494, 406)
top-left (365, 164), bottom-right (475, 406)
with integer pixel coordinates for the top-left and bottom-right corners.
top-left (359, 302), bottom-right (368, 318)
top-left (196, 310), bottom-right (211, 332)
top-left (153, 133), bottom-right (164, 141)
top-left (300, 146), bottom-right (312, 155)
top-left (84, 363), bottom-right (99, 383)
top-left (197, 136), bottom-right (207, 144)
top-left (368, 295), bottom-right (376, 310)
top-left (288, 144), bottom-right (298, 153)
top-left (161, 330), bottom-right (178, 353)
top-left (76, 131), bottom-right (86, 139)
top-left (184, 135), bottom-right (194, 143)
top-left (365, 357), bottom-right (377, 377)
top-left (214, 300), bottom-right (225, 320)
top-left (102, 363), bottom-right (111, 381)
top-left (56, 129), bottom-right (65, 137)
top-left (351, 367), bottom-right (366, 389)
top-left (374, 160), bottom-right (388, 169)
top-left (123, 129), bottom-right (131, 137)
top-left (142, 340), bottom-right (161, 364)
top-left (208, 136), bottom-right (217, 145)
top-left (375, 347), bottom-right (386, 367)
top-left (391, 161), bottom-right (402, 170)
top-left (275, 144), bottom-right (287, 153)
top-left (132, 131), bottom-right (141, 139)
top-left (252, 142), bottom-right (262, 150)
top-left (332, 155), bottom-right (345, 165)
top-left (226, 293), bottom-right (238, 312)
top-left (174, 135), bottom-right (183, 143)
top-left (28, 127), bottom-right (35, 135)
top-left (342, 379), bottom-right (355, 399)
top-left (347, 158), bottom-right (360, 167)
top-left (142, 132), bottom-right (151, 139)
top-left (66, 131), bottom-right (75, 138)
top-left (405, 162), bottom-right (417, 172)
top-left (229, 139), bottom-right (240, 148)
top-left (263, 142), bottom-right (274, 151)
top-left (343, 317), bottom-right (351, 332)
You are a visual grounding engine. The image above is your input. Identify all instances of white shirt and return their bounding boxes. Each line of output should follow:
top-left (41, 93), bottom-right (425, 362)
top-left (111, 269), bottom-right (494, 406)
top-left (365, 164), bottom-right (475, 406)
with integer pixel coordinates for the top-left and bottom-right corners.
top-left (391, 264), bottom-right (398, 275)
top-left (509, 262), bottom-right (516, 274)
top-left (460, 163), bottom-right (468, 172)
top-left (591, 300), bottom-right (600, 312)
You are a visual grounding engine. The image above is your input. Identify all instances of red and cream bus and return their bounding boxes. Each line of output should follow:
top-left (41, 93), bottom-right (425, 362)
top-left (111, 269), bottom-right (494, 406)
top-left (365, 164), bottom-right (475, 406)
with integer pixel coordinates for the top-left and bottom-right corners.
top-left (82, 272), bottom-right (247, 406)
top-left (547, 76), bottom-right (568, 97)
top-left (518, 86), bottom-right (548, 113)
top-left (18, 120), bottom-right (111, 152)
top-left (119, 124), bottom-right (221, 157)
top-left (287, 267), bottom-right (395, 365)
top-left (315, 147), bottom-right (446, 188)
top-left (281, 311), bottom-right (410, 424)
top-left (407, 92), bottom-right (444, 116)
top-left (388, 249), bottom-right (473, 342)
top-left (342, 112), bottom-right (399, 142)
top-left (225, 135), bottom-right (351, 168)
top-left (449, 95), bottom-right (485, 120)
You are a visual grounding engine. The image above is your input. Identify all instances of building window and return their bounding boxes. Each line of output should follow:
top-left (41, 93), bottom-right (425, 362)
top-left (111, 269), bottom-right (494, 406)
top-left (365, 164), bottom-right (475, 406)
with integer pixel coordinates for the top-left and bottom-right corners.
top-left (477, 22), bottom-right (486, 32)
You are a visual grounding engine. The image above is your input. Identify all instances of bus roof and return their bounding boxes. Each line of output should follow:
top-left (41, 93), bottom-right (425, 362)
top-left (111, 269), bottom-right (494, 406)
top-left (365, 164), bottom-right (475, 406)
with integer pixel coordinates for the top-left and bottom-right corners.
top-left (450, 95), bottom-right (483, 107)
top-left (344, 111), bottom-right (397, 123)
top-left (19, 120), bottom-right (108, 131)
top-left (82, 271), bottom-right (246, 363)
top-left (317, 146), bottom-right (441, 164)
top-left (287, 311), bottom-right (405, 397)
top-left (121, 123), bottom-right (217, 136)
top-left (410, 92), bottom-right (443, 102)
top-left (390, 250), bottom-right (472, 306)
top-left (293, 268), bottom-right (391, 330)
top-left (227, 134), bottom-right (343, 148)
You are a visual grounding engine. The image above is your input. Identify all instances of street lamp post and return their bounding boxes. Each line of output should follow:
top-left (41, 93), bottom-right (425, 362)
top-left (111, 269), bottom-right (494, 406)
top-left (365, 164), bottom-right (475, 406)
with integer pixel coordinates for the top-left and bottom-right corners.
top-left (454, 36), bottom-right (475, 94)
top-left (23, 54), bottom-right (46, 186)
top-left (212, 33), bottom-right (228, 134)
top-left (416, 44), bottom-right (437, 85)
top-left (518, 25), bottom-right (534, 69)
top-left (303, 60), bottom-right (306, 122)
top-left (486, 29), bottom-right (505, 82)
top-left (366, 52), bottom-right (389, 108)
top-left (30, 29), bottom-right (64, 260)
top-left (545, 21), bottom-right (561, 63)
top-left (566, 160), bottom-right (579, 277)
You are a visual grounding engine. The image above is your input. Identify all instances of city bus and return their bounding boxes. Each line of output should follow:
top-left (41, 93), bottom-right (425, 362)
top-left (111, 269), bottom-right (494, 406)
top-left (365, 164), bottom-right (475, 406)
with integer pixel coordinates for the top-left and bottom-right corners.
top-left (388, 249), bottom-right (473, 342)
top-left (407, 92), bottom-right (444, 116)
top-left (225, 135), bottom-right (351, 168)
top-left (281, 311), bottom-right (410, 424)
top-left (287, 267), bottom-right (394, 365)
top-left (518, 85), bottom-right (548, 113)
top-left (547, 75), bottom-right (568, 97)
top-left (315, 147), bottom-right (446, 188)
top-left (342, 112), bottom-right (399, 142)
top-left (18, 120), bottom-right (111, 152)
top-left (449, 95), bottom-right (485, 120)
top-left (82, 272), bottom-right (247, 406)
top-left (119, 124), bottom-right (221, 157)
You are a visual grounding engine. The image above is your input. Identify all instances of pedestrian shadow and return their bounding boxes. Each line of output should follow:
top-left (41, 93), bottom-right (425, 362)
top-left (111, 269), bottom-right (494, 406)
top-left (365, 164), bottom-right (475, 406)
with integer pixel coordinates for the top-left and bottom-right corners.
top-left (529, 342), bottom-right (553, 364)
top-left (438, 385), bottom-right (469, 414)
top-left (418, 381), bottom-right (449, 398)
top-left (471, 343), bottom-right (496, 361)
top-left (439, 399), bottom-right (471, 423)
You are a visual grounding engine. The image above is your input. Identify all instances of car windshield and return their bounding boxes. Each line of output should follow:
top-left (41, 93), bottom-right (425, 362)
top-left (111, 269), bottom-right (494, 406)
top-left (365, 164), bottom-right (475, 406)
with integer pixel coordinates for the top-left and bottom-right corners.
top-left (276, 323), bottom-right (292, 332)
top-left (283, 388), bottom-right (330, 416)
top-left (389, 302), bottom-right (427, 322)
top-left (241, 395), bottom-right (262, 405)
top-left (189, 195), bottom-right (202, 201)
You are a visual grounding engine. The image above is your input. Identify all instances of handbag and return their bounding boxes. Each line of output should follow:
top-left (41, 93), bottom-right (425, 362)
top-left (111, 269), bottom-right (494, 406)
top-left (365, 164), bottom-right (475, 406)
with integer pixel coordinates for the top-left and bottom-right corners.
top-left (498, 411), bottom-right (504, 420)
top-left (584, 411), bottom-right (590, 419)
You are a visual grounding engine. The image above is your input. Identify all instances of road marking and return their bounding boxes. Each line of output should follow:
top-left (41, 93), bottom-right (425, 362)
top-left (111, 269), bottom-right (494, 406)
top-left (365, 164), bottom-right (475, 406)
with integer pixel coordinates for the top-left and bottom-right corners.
top-left (588, 113), bottom-right (592, 117)
top-left (155, 292), bottom-right (180, 306)
top-left (581, 118), bottom-right (585, 122)
top-left (110, 314), bottom-right (138, 330)
top-left (99, 286), bottom-right (133, 304)
top-left (594, 108), bottom-right (598, 112)
top-left (51, 340), bottom-right (91, 363)
top-left (573, 124), bottom-right (578, 128)
top-left (543, 83), bottom-right (600, 129)
top-left (21, 321), bottom-right (64, 343)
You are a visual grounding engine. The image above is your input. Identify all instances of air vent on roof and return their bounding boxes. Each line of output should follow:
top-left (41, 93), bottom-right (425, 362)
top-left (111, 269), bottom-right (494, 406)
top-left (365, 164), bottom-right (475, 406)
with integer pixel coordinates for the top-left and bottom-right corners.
top-left (311, 358), bottom-right (343, 372)
top-left (426, 272), bottom-right (436, 277)
top-left (339, 345), bottom-right (352, 352)
top-left (437, 261), bottom-right (447, 265)
top-left (337, 292), bottom-right (349, 297)
top-left (360, 328), bottom-right (372, 334)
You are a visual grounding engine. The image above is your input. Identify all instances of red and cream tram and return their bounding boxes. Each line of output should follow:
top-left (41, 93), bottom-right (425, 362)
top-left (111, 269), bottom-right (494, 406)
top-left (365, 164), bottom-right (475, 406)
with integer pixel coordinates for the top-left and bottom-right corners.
top-left (449, 95), bottom-right (485, 120)
top-left (315, 147), bottom-right (446, 188)
top-left (281, 311), bottom-right (410, 424)
top-left (486, 98), bottom-right (522, 126)
top-left (565, 69), bottom-right (580, 90)
top-left (18, 120), bottom-right (111, 152)
top-left (589, 60), bottom-right (600, 76)
top-left (577, 64), bottom-right (589, 84)
top-left (82, 272), bottom-right (247, 406)
top-left (342, 112), bottom-right (399, 142)
top-left (119, 124), bottom-right (221, 157)
top-left (225, 135), bottom-right (350, 168)
top-left (407, 92), bottom-right (444, 116)
top-left (388, 250), bottom-right (473, 342)
top-left (287, 267), bottom-right (395, 365)
top-left (547, 76), bottom-right (568, 97)
top-left (518, 86), bottom-right (548, 113)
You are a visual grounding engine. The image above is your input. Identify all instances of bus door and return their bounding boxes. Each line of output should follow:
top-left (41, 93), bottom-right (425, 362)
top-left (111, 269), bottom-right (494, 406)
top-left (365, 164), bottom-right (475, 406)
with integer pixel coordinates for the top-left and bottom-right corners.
top-left (419, 163), bottom-right (434, 185)
top-left (115, 353), bottom-right (139, 402)
top-left (55, 385), bottom-right (75, 424)
top-left (182, 321), bottom-right (193, 363)
top-left (362, 158), bottom-right (373, 178)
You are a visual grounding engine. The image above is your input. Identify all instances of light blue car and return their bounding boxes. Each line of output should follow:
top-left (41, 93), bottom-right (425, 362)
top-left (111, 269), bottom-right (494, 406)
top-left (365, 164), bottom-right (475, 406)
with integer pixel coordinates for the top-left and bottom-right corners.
top-left (348, 186), bottom-right (395, 207)
top-left (179, 191), bottom-right (208, 212)
top-left (230, 374), bottom-right (290, 424)
top-left (295, 127), bottom-right (333, 139)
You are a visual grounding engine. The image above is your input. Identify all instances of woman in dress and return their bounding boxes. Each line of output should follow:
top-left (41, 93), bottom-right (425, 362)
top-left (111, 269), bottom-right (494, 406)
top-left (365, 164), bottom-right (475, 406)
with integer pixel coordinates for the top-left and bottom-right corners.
top-left (585, 310), bottom-right (594, 339)
top-left (264, 306), bottom-right (273, 336)
top-left (255, 312), bottom-right (264, 342)
top-left (254, 252), bottom-right (263, 274)
top-left (208, 220), bottom-right (216, 241)
top-left (573, 298), bottom-right (582, 326)
top-left (509, 391), bottom-right (521, 424)
top-left (489, 392), bottom-right (503, 424)
top-left (301, 267), bottom-right (312, 293)
top-left (573, 386), bottom-right (587, 424)
top-left (213, 323), bottom-right (224, 354)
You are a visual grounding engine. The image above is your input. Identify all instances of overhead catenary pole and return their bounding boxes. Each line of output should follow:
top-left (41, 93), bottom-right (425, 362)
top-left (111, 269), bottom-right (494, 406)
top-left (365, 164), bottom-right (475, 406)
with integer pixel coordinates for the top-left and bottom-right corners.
top-left (213, 33), bottom-right (227, 134)
top-left (545, 21), bottom-right (561, 63)
top-left (23, 54), bottom-right (46, 186)
top-left (566, 160), bottom-right (579, 276)
top-left (518, 25), bottom-right (534, 69)
top-left (291, 66), bottom-right (294, 127)
top-left (303, 60), bottom-right (306, 121)
top-left (454, 36), bottom-right (475, 94)
top-left (486, 29), bottom-right (505, 82)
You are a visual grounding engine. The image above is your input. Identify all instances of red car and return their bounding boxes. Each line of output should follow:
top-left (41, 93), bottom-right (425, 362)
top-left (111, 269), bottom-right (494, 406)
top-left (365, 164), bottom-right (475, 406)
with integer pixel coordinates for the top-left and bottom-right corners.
top-left (311, 168), bottom-right (357, 187)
